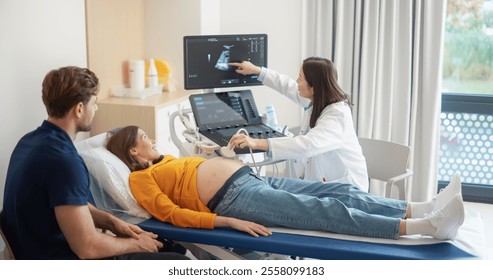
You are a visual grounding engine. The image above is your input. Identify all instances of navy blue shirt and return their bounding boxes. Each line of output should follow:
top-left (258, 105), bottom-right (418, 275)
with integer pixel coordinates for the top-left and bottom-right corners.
top-left (2, 121), bottom-right (90, 259)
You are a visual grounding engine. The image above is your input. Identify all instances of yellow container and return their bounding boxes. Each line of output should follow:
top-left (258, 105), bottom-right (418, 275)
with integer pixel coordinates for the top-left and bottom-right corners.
top-left (145, 59), bottom-right (170, 85)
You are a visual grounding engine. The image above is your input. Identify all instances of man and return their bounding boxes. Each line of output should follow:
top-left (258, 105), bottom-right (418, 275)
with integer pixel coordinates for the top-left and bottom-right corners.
top-left (1, 66), bottom-right (187, 260)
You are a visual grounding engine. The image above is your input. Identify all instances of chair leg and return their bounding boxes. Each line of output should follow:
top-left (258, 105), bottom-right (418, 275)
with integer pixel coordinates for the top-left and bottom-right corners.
top-left (385, 181), bottom-right (393, 198)
top-left (396, 182), bottom-right (407, 201)
top-left (385, 181), bottom-right (407, 201)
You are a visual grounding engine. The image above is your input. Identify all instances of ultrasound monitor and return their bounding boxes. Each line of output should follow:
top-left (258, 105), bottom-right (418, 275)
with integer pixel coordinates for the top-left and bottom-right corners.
top-left (183, 34), bottom-right (268, 90)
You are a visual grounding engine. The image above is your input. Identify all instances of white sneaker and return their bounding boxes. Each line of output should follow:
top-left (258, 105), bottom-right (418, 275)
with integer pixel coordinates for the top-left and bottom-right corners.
top-left (427, 194), bottom-right (465, 240)
top-left (432, 173), bottom-right (462, 212)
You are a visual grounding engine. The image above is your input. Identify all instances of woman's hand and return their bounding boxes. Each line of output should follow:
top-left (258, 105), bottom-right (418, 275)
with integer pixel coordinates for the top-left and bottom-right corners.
top-left (229, 61), bottom-right (262, 76)
top-left (229, 134), bottom-right (268, 151)
top-left (215, 216), bottom-right (272, 237)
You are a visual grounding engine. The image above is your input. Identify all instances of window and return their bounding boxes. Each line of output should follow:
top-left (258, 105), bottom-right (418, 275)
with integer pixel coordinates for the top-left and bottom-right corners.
top-left (439, 0), bottom-right (493, 203)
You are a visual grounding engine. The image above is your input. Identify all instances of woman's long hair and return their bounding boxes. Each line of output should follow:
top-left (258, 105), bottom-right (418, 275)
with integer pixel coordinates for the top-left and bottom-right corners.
top-left (106, 126), bottom-right (162, 171)
top-left (302, 57), bottom-right (351, 128)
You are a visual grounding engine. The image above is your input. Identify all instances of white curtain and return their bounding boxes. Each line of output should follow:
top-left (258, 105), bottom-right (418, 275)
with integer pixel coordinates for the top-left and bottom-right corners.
top-left (301, 0), bottom-right (446, 201)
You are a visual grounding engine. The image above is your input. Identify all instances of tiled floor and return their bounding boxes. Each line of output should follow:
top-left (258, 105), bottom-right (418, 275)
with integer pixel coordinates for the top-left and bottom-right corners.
top-left (464, 201), bottom-right (493, 259)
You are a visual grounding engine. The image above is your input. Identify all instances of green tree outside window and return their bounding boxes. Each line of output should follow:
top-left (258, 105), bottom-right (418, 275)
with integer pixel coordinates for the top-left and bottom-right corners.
top-left (442, 0), bottom-right (493, 94)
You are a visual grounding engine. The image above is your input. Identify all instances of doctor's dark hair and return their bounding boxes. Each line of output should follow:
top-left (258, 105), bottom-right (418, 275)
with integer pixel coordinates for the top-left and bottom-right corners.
top-left (42, 66), bottom-right (99, 118)
top-left (106, 126), bottom-right (163, 172)
top-left (302, 57), bottom-right (351, 128)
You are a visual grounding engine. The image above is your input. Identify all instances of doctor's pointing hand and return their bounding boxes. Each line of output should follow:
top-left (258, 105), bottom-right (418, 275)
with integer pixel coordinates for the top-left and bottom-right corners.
top-left (229, 61), bottom-right (261, 76)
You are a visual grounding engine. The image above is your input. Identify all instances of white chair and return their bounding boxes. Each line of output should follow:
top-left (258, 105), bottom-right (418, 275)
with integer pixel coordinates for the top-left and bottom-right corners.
top-left (358, 138), bottom-right (413, 200)
top-left (0, 211), bottom-right (15, 260)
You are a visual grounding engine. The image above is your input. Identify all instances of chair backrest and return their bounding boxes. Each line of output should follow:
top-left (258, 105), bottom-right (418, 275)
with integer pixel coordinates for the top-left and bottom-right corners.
top-left (358, 138), bottom-right (412, 199)
top-left (0, 211), bottom-right (15, 260)
top-left (358, 138), bottom-right (410, 181)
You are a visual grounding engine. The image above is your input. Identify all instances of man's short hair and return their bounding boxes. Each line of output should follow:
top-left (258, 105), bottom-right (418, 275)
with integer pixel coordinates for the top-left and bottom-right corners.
top-left (42, 66), bottom-right (99, 118)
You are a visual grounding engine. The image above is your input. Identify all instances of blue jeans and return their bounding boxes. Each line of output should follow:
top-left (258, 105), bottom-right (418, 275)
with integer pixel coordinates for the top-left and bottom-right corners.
top-left (214, 173), bottom-right (407, 239)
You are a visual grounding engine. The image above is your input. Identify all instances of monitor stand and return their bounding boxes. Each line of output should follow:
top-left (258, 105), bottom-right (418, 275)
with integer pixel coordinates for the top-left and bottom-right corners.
top-left (202, 88), bottom-right (222, 94)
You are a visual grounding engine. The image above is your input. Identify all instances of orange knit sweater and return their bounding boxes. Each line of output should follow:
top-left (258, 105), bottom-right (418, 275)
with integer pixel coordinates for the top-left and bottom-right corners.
top-left (129, 155), bottom-right (217, 229)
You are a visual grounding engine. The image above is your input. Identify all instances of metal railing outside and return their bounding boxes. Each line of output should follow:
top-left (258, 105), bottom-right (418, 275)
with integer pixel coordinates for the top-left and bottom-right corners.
top-left (439, 93), bottom-right (493, 203)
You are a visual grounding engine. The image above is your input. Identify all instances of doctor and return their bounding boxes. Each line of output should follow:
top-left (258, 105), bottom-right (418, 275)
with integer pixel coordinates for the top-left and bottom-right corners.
top-left (229, 57), bottom-right (368, 192)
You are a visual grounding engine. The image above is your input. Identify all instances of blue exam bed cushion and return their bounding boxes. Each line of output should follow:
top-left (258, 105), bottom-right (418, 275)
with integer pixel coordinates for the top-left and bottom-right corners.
top-left (138, 218), bottom-right (478, 260)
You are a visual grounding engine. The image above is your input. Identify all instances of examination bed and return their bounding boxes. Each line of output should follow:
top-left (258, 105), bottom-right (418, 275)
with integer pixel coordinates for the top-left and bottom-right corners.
top-left (138, 211), bottom-right (485, 260)
top-left (75, 132), bottom-right (487, 260)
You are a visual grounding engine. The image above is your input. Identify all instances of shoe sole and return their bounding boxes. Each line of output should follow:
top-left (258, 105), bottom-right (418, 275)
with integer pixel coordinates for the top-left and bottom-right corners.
top-left (444, 195), bottom-right (465, 240)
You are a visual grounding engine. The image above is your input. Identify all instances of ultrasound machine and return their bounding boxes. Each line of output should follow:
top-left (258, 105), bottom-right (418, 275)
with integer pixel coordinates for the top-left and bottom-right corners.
top-left (179, 33), bottom-right (287, 159)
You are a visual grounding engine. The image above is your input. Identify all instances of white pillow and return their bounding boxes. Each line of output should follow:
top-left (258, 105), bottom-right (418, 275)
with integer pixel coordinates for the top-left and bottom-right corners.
top-left (75, 133), bottom-right (151, 219)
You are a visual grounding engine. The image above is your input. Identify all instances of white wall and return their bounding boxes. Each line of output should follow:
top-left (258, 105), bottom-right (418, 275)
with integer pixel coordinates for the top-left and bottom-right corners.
top-left (0, 0), bottom-right (87, 209)
top-left (144, 0), bottom-right (303, 130)
top-left (144, 0), bottom-right (202, 92)
top-left (219, 0), bottom-right (303, 130)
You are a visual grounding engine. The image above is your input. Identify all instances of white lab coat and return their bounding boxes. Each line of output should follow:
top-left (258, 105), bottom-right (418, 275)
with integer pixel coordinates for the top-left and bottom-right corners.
top-left (261, 68), bottom-right (369, 192)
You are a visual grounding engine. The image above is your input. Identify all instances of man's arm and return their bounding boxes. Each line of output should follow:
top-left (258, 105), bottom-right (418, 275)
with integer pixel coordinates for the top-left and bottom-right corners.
top-left (55, 205), bottom-right (163, 259)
